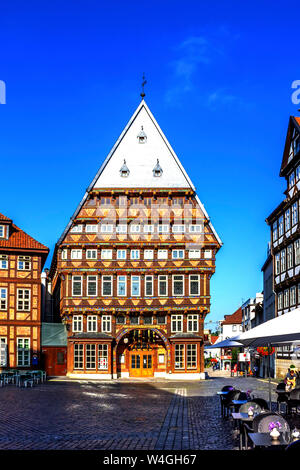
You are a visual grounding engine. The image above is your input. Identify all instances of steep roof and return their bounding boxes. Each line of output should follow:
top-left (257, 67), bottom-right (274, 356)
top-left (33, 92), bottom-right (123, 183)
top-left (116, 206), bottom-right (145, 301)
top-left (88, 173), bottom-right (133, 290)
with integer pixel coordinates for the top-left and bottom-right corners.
top-left (222, 307), bottom-right (242, 325)
top-left (280, 116), bottom-right (300, 176)
top-left (0, 212), bottom-right (49, 253)
top-left (56, 99), bottom-right (222, 247)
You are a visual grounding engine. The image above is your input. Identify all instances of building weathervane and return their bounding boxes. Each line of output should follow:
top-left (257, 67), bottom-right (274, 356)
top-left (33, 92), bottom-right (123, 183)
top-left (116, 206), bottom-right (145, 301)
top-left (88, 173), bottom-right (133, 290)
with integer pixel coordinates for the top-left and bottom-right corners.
top-left (140, 73), bottom-right (147, 99)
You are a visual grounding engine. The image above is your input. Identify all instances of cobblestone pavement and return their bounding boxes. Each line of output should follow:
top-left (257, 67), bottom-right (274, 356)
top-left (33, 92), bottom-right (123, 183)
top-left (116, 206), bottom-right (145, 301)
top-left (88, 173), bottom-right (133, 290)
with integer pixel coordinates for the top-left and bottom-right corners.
top-left (0, 371), bottom-right (299, 450)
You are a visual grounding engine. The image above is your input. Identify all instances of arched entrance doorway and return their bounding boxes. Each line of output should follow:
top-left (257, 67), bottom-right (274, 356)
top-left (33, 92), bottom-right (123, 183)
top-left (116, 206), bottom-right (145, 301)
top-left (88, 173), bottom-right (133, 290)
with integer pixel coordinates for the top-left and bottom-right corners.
top-left (115, 328), bottom-right (170, 378)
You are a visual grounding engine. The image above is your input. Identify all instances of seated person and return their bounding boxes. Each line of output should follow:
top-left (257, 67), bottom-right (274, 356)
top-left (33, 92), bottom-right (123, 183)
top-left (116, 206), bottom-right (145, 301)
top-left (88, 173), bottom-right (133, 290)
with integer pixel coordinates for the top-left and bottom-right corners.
top-left (285, 365), bottom-right (298, 391)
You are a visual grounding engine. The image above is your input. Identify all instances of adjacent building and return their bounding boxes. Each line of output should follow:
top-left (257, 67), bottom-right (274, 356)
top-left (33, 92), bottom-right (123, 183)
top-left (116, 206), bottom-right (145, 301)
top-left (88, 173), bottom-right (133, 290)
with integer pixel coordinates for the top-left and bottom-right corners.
top-left (266, 115), bottom-right (300, 377)
top-left (241, 293), bottom-right (264, 331)
top-left (49, 99), bottom-right (222, 379)
top-left (0, 213), bottom-right (49, 369)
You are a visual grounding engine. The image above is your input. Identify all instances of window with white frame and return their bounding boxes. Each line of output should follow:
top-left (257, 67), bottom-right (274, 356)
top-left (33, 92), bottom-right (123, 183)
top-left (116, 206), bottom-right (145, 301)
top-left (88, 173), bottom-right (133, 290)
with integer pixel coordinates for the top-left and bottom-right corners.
top-left (116, 225), bottom-right (127, 234)
top-left (187, 314), bottom-right (199, 332)
top-left (0, 255), bottom-right (8, 269)
top-left (158, 275), bottom-right (168, 296)
top-left (278, 216), bottom-right (284, 237)
top-left (292, 202), bottom-right (298, 226)
top-left (130, 249), bottom-right (140, 260)
top-left (101, 249), bottom-right (112, 259)
top-left (273, 222), bottom-right (278, 242)
top-left (172, 225), bottom-right (185, 233)
top-left (287, 245), bottom-right (294, 269)
top-left (143, 225), bottom-right (154, 233)
top-left (278, 292), bottom-right (283, 310)
top-left (189, 249), bottom-right (200, 259)
top-left (289, 172), bottom-right (295, 188)
top-left (285, 209), bottom-right (291, 231)
top-left (87, 275), bottom-right (97, 296)
top-left (71, 225), bottom-right (83, 233)
top-left (0, 338), bottom-right (7, 367)
top-left (72, 276), bottom-right (82, 296)
top-left (72, 315), bottom-right (83, 332)
top-left (87, 315), bottom-right (98, 332)
top-left (295, 240), bottom-right (300, 265)
top-left (17, 338), bottom-right (30, 367)
top-left (145, 276), bottom-right (153, 296)
top-left (280, 250), bottom-right (286, 273)
top-left (0, 288), bottom-right (7, 310)
top-left (173, 275), bottom-right (184, 296)
top-left (290, 286), bottom-right (296, 306)
top-left (171, 314), bottom-right (183, 332)
top-left (98, 344), bottom-right (108, 369)
top-left (86, 224), bottom-right (98, 233)
top-left (130, 225), bottom-right (141, 233)
top-left (187, 344), bottom-right (197, 369)
top-left (275, 254), bottom-right (280, 275)
top-left (172, 249), bottom-right (184, 259)
top-left (174, 344), bottom-right (184, 369)
top-left (71, 249), bottom-right (82, 260)
top-left (0, 225), bottom-right (5, 238)
top-left (85, 344), bottom-right (96, 369)
top-left (189, 275), bottom-right (200, 296)
top-left (117, 249), bottom-right (127, 260)
top-left (117, 275), bottom-right (126, 296)
top-left (158, 225), bottom-right (169, 234)
top-left (61, 249), bottom-right (67, 260)
top-left (102, 275), bottom-right (112, 296)
top-left (144, 249), bottom-right (154, 259)
top-left (18, 256), bottom-right (31, 270)
top-left (189, 224), bottom-right (203, 233)
top-left (86, 249), bottom-right (97, 259)
top-left (284, 289), bottom-right (289, 308)
top-left (74, 344), bottom-right (84, 369)
top-left (131, 276), bottom-right (140, 296)
top-left (17, 289), bottom-right (30, 311)
top-left (102, 315), bottom-right (112, 333)
top-left (100, 224), bottom-right (113, 233)
top-left (157, 249), bottom-right (168, 259)
top-left (204, 250), bottom-right (213, 259)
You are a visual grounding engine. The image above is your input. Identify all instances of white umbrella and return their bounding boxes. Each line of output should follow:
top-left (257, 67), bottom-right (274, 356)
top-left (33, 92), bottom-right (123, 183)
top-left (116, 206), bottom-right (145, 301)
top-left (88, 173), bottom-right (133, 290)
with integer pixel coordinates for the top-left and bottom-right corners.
top-left (234, 308), bottom-right (300, 408)
top-left (235, 308), bottom-right (300, 348)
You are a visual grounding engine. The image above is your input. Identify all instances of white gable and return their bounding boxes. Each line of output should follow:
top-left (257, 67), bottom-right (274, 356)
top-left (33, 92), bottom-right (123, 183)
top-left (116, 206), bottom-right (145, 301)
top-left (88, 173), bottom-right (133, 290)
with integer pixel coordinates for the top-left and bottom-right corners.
top-left (93, 100), bottom-right (194, 190)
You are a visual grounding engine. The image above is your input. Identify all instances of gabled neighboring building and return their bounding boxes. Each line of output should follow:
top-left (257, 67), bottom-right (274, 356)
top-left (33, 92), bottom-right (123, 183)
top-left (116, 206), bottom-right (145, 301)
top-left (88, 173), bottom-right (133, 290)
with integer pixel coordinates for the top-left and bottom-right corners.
top-left (0, 213), bottom-right (49, 369)
top-left (266, 115), bottom-right (300, 377)
top-left (49, 98), bottom-right (222, 380)
top-left (217, 307), bottom-right (243, 370)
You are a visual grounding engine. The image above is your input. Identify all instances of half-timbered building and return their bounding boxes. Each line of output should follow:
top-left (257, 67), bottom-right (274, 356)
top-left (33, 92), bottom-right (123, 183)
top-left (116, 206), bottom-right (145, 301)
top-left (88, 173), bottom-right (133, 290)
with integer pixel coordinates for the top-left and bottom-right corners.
top-left (0, 213), bottom-right (49, 369)
top-left (49, 99), bottom-right (222, 379)
top-left (266, 116), bottom-right (300, 375)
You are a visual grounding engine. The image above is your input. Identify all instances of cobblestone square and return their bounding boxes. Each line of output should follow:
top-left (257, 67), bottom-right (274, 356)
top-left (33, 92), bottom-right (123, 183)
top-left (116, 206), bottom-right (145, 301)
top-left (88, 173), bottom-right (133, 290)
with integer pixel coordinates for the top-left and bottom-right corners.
top-left (1, 372), bottom-right (297, 451)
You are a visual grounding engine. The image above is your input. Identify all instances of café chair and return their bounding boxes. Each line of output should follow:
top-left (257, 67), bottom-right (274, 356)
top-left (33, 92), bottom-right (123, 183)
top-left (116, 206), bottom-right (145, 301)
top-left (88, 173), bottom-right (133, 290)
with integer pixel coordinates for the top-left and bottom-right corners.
top-left (276, 382), bottom-right (289, 413)
top-left (251, 398), bottom-right (269, 411)
top-left (286, 388), bottom-right (300, 415)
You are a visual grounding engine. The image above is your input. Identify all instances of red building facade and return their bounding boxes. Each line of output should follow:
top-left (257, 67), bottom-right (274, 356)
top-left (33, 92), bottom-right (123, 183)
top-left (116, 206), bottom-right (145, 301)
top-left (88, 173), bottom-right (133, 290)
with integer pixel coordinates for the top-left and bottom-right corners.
top-left (49, 100), bottom-right (221, 379)
top-left (0, 213), bottom-right (49, 369)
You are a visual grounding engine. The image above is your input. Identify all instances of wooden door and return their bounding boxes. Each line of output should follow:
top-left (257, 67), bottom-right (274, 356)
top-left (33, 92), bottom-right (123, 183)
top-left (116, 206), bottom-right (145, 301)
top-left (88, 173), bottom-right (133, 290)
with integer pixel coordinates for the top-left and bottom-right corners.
top-left (42, 347), bottom-right (67, 376)
top-left (129, 351), bottom-right (153, 377)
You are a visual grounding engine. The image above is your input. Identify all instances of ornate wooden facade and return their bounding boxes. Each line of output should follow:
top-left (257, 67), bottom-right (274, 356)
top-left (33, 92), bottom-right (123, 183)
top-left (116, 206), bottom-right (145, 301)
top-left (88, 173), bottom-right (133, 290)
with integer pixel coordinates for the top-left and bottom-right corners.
top-left (0, 213), bottom-right (49, 369)
top-left (49, 100), bottom-right (221, 379)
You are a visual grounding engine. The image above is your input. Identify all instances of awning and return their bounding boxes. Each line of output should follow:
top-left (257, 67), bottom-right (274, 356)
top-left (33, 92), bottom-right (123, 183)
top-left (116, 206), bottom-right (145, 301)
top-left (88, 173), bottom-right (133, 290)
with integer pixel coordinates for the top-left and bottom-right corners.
top-left (204, 338), bottom-right (243, 349)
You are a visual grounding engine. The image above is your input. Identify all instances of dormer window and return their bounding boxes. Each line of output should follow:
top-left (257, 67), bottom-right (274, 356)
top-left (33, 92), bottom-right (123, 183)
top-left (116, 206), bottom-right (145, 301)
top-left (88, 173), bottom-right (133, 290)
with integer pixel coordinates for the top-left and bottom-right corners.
top-left (153, 159), bottom-right (163, 177)
top-left (137, 126), bottom-right (147, 144)
top-left (120, 159), bottom-right (130, 177)
top-left (0, 225), bottom-right (5, 238)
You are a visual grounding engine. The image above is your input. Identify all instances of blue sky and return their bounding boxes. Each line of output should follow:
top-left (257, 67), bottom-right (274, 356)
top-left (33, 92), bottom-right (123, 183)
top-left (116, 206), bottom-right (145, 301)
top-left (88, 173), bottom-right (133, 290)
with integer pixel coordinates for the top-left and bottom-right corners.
top-left (0, 1), bottom-right (299, 326)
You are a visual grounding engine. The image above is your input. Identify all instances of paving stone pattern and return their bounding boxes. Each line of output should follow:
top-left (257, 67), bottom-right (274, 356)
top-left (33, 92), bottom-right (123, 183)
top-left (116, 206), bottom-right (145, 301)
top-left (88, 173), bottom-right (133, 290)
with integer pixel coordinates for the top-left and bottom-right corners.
top-left (0, 374), bottom-right (298, 450)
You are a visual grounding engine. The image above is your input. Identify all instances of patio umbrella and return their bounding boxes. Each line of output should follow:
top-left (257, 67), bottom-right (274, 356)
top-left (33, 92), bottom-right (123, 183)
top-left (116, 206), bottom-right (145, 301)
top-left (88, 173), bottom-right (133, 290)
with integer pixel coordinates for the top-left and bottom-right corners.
top-left (204, 338), bottom-right (243, 349)
top-left (234, 308), bottom-right (300, 408)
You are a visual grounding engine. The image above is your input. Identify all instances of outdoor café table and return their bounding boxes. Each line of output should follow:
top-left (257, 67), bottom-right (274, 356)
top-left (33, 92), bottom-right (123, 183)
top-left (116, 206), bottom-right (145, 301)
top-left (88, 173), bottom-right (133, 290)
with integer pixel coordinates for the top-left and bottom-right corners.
top-left (231, 399), bottom-right (248, 412)
top-left (248, 432), bottom-right (291, 449)
top-left (232, 412), bottom-right (254, 449)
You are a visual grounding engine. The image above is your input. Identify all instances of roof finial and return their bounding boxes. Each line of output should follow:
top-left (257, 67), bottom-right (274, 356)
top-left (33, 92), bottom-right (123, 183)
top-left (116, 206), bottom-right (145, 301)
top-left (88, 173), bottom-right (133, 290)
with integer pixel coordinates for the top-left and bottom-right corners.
top-left (140, 73), bottom-right (147, 99)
